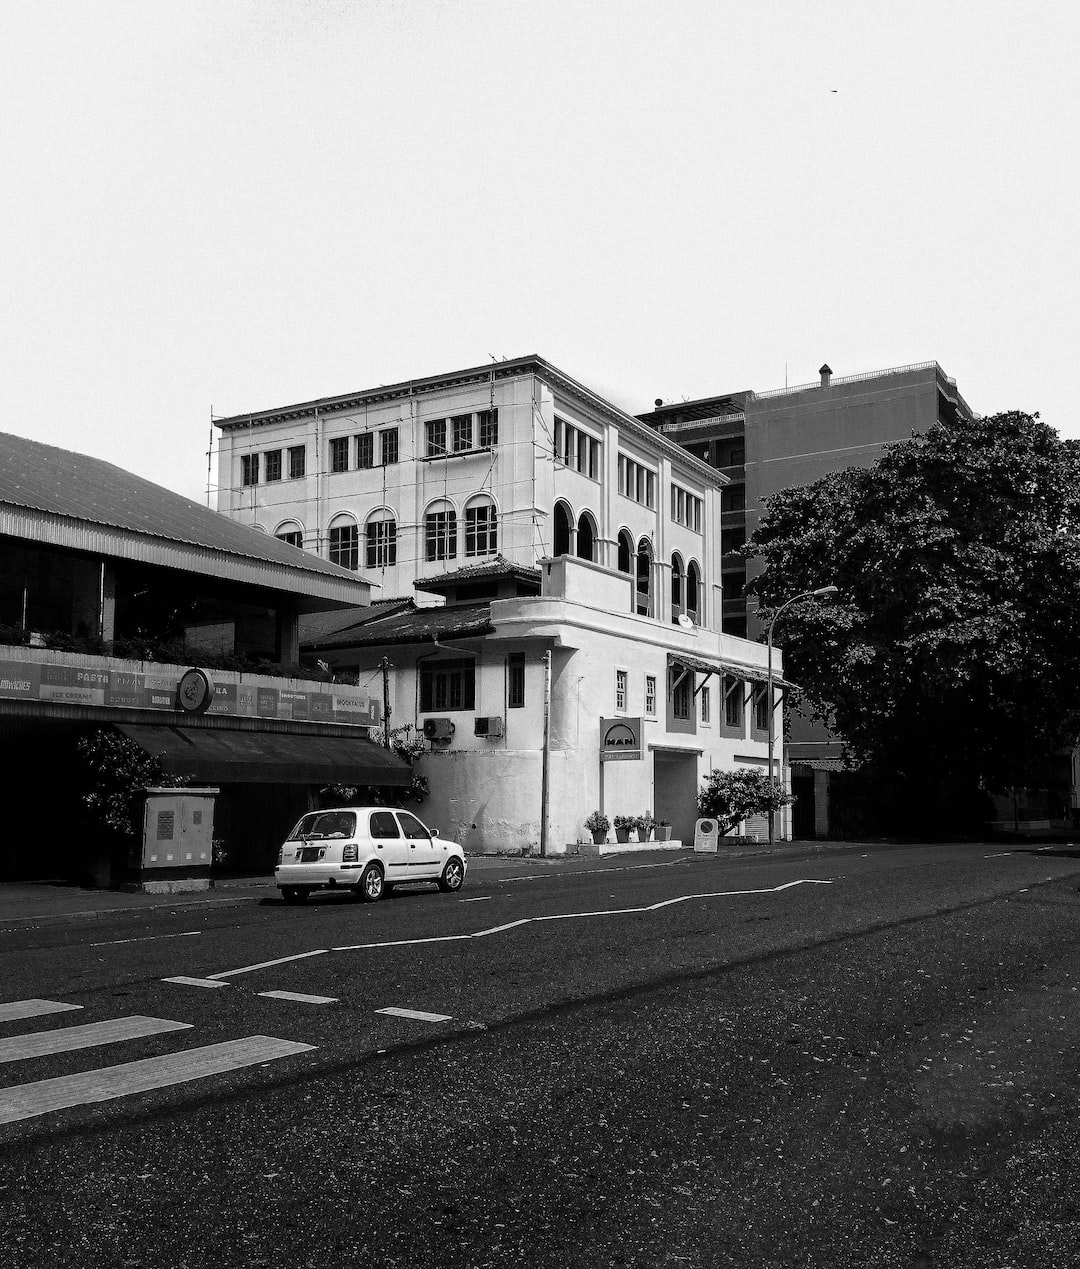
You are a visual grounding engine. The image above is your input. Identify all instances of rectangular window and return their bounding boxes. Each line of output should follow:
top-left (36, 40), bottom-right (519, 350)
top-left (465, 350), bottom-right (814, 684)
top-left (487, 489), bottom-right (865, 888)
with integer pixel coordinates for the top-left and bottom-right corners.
top-left (754, 684), bottom-right (770, 733)
top-left (240, 453), bottom-right (259, 486)
top-left (465, 503), bottom-right (497, 556)
top-left (426, 419), bottom-right (447, 456)
top-left (618, 454), bottom-right (655, 507)
top-left (478, 409), bottom-right (499, 447)
top-left (330, 437), bottom-right (349, 473)
top-left (420, 658), bottom-right (476, 712)
top-left (555, 417), bottom-right (601, 478)
top-left (644, 674), bottom-right (657, 717)
top-left (356, 433), bottom-right (374, 469)
top-left (671, 483), bottom-right (703, 531)
top-left (452, 414), bottom-right (472, 452)
top-left (264, 450), bottom-right (282, 482)
top-left (508, 655), bottom-right (525, 709)
top-left (672, 671), bottom-right (691, 721)
top-left (276, 530), bottom-right (302, 548)
top-left (425, 510), bottom-right (457, 561)
top-left (365, 518), bottom-right (397, 569)
top-left (724, 676), bottom-right (743, 729)
top-left (328, 523), bottom-right (358, 570)
top-left (615, 669), bottom-right (628, 712)
top-left (288, 445), bottom-right (306, 479)
top-left (700, 685), bottom-right (711, 725)
top-left (380, 428), bottom-right (399, 465)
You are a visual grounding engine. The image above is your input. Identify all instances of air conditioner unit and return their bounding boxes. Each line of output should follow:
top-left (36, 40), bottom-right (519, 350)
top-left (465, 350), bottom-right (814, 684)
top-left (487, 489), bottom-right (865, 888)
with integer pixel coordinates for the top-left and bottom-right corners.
top-left (423, 717), bottom-right (455, 742)
top-left (474, 716), bottom-right (504, 738)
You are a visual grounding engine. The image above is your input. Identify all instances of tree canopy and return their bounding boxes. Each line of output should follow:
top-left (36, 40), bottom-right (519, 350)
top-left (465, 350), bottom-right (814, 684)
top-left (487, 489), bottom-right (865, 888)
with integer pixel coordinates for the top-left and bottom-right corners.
top-left (746, 410), bottom-right (1080, 822)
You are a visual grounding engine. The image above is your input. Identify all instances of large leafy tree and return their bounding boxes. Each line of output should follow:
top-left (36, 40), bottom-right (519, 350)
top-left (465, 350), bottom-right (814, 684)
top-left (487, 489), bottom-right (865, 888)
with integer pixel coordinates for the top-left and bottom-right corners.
top-left (746, 410), bottom-right (1080, 822)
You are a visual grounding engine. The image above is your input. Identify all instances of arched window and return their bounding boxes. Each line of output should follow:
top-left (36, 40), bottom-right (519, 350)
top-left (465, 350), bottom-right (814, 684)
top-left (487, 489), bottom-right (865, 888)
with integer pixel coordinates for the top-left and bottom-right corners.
top-left (686, 560), bottom-right (702, 625)
top-left (365, 509), bottom-right (397, 569)
top-left (275, 520), bottom-right (304, 550)
top-left (553, 500), bottom-right (573, 557)
top-left (671, 553), bottom-right (685, 624)
top-left (328, 514), bottom-right (359, 570)
top-left (617, 529), bottom-right (634, 574)
top-left (576, 511), bottom-right (597, 562)
top-left (636, 537), bottom-right (653, 616)
top-left (464, 495), bottom-right (498, 558)
top-left (424, 500), bottom-right (457, 562)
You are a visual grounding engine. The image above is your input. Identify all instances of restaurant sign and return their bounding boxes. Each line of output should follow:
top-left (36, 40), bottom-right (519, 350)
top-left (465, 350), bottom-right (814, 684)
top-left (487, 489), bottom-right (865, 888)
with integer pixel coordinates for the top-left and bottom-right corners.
top-left (0, 655), bottom-right (381, 728)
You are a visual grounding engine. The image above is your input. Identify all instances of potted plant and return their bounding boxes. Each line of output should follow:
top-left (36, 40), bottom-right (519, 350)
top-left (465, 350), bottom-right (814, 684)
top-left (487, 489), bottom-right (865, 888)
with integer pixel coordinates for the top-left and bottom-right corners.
top-left (655, 819), bottom-right (672, 841)
top-left (635, 811), bottom-right (655, 842)
top-left (584, 810), bottom-right (610, 845)
top-left (613, 814), bottom-right (634, 844)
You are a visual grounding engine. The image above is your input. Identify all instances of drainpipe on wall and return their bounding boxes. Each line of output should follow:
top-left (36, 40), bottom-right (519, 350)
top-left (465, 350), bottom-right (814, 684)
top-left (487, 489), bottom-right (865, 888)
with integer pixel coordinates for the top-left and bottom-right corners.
top-left (540, 650), bottom-right (551, 857)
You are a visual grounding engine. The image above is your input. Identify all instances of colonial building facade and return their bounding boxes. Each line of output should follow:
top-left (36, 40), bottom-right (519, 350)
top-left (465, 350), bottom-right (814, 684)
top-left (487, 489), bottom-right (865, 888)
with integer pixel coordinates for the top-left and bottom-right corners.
top-left (215, 357), bottom-right (786, 851)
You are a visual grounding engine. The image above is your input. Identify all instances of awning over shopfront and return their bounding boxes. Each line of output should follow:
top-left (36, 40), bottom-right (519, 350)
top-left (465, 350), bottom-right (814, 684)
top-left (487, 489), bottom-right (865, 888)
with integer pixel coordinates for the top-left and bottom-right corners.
top-left (667, 651), bottom-right (794, 690)
top-left (117, 725), bottom-right (412, 786)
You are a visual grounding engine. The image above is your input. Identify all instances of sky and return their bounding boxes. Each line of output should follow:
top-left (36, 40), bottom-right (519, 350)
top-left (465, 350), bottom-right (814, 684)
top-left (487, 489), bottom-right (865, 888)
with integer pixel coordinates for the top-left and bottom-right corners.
top-left (2, 0), bottom-right (1077, 504)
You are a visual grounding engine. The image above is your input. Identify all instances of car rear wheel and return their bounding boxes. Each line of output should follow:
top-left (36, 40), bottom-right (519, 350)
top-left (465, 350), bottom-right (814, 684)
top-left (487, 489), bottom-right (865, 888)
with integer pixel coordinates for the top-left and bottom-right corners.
top-left (281, 886), bottom-right (311, 904)
top-left (357, 863), bottom-right (385, 902)
top-left (437, 857), bottom-right (465, 893)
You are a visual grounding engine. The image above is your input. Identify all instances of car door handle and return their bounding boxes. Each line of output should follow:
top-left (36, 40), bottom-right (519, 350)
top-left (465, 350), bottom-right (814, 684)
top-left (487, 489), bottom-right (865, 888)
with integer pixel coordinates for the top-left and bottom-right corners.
top-left (410, 844), bottom-right (416, 849)
top-left (375, 843), bottom-right (383, 850)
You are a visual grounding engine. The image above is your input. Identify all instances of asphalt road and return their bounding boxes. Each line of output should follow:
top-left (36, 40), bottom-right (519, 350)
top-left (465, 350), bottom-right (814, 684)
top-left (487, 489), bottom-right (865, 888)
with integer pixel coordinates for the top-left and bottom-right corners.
top-left (3, 841), bottom-right (1080, 1268)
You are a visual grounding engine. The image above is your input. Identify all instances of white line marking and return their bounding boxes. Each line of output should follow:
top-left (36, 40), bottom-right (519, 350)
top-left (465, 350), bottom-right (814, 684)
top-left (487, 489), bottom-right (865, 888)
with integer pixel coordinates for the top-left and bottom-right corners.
top-left (92, 931), bottom-right (202, 947)
top-left (376, 1007), bottom-right (452, 1023)
top-left (331, 879), bottom-right (833, 954)
top-left (162, 976), bottom-right (229, 989)
top-left (460, 896), bottom-right (492, 902)
top-left (0, 1035), bottom-right (315, 1125)
top-left (0, 1000), bottom-right (83, 1024)
top-left (209, 949), bottom-right (329, 979)
top-left (0, 1016), bottom-right (191, 1064)
top-left (258, 991), bottom-right (337, 1005)
top-left (984, 852), bottom-right (1014, 858)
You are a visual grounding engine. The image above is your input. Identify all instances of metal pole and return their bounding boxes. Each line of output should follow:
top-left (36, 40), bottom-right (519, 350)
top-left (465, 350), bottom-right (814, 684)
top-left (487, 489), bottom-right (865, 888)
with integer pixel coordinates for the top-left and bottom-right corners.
top-left (540, 650), bottom-right (552, 857)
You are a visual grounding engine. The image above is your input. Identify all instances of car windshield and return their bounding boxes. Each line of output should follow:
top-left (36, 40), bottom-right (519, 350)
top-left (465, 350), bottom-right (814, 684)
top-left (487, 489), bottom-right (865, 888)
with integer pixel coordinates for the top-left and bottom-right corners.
top-left (290, 811), bottom-right (356, 840)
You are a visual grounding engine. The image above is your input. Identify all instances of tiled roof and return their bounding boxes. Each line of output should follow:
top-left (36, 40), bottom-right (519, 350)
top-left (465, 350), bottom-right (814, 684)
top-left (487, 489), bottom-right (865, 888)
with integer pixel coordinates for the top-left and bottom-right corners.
top-left (300, 601), bottom-right (495, 650)
top-left (299, 602), bottom-right (414, 645)
top-left (414, 555), bottom-right (542, 592)
top-left (0, 430), bottom-right (367, 590)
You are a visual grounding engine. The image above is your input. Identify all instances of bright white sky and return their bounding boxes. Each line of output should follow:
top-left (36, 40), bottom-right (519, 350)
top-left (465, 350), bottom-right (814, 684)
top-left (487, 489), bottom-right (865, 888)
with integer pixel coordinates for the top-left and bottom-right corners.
top-left (2, 0), bottom-right (1077, 503)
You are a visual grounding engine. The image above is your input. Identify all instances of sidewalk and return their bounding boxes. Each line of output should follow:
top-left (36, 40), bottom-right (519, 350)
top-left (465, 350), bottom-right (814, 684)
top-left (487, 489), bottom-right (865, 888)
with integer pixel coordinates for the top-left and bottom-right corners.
top-left (0, 838), bottom-right (858, 922)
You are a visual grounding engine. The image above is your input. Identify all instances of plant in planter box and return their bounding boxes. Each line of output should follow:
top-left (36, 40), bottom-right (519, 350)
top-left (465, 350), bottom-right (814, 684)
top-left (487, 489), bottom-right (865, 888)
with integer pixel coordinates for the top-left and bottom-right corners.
top-left (655, 819), bottom-right (672, 841)
top-left (635, 811), bottom-right (656, 841)
top-left (584, 810), bottom-right (610, 844)
top-left (613, 814), bottom-right (635, 843)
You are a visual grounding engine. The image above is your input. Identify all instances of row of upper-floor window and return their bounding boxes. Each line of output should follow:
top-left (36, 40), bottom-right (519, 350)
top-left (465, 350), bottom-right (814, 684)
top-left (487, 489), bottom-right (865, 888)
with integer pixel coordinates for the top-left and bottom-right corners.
top-left (236, 415), bottom-right (701, 534)
top-left (309, 497), bottom-right (500, 572)
top-left (615, 668), bottom-right (769, 730)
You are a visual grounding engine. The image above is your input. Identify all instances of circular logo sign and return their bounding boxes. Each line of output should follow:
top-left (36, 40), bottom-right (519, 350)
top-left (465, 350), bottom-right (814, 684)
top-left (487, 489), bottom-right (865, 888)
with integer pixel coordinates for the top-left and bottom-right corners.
top-left (178, 668), bottom-right (213, 714)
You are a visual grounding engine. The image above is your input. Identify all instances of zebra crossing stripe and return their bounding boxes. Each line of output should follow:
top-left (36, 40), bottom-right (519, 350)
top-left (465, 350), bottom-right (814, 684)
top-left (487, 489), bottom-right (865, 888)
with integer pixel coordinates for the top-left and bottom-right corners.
top-left (376, 1007), bottom-right (452, 1023)
top-left (0, 1016), bottom-right (191, 1064)
top-left (0, 1000), bottom-right (83, 1024)
top-left (0, 1035), bottom-right (316, 1125)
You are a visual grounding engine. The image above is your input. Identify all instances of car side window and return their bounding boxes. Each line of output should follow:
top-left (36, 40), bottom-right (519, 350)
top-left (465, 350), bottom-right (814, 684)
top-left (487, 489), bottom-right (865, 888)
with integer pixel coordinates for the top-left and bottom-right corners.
top-left (308, 812), bottom-right (355, 838)
top-left (369, 811), bottom-right (401, 838)
top-left (395, 811), bottom-right (430, 838)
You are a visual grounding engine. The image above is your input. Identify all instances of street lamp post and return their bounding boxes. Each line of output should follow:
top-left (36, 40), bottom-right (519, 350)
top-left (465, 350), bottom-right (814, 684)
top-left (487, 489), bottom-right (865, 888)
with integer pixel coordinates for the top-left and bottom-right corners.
top-left (766, 585), bottom-right (839, 844)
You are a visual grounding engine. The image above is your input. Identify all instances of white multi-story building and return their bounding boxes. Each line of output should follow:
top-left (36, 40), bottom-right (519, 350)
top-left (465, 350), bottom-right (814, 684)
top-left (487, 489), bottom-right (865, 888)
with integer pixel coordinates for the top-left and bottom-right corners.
top-left (214, 357), bottom-right (785, 851)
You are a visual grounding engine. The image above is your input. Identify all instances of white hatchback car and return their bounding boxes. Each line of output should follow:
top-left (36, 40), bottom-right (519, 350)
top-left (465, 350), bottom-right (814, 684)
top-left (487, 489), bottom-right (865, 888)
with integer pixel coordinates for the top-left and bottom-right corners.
top-left (274, 806), bottom-right (467, 904)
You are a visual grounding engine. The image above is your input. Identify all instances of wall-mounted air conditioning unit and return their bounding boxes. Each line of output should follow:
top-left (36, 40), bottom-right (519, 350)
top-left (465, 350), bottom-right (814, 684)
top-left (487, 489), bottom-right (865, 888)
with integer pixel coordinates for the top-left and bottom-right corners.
top-left (423, 717), bottom-right (455, 742)
top-left (474, 716), bottom-right (504, 738)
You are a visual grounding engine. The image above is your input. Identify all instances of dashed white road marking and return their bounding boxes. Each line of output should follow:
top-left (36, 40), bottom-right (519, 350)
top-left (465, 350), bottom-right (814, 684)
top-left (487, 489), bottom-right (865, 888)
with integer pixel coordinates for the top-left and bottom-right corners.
top-left (0, 1000), bottom-right (82, 1024)
top-left (162, 976), bottom-right (229, 989)
top-left (259, 991), bottom-right (337, 1005)
top-left (0, 1016), bottom-right (191, 1064)
top-left (984, 851), bottom-right (1014, 858)
top-left (376, 1007), bottom-right (452, 1023)
top-left (460, 896), bottom-right (492, 903)
top-left (0, 1035), bottom-right (315, 1125)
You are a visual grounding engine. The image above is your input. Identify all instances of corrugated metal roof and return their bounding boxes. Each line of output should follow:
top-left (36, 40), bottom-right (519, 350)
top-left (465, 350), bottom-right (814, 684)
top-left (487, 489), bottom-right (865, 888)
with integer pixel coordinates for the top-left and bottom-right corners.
top-left (0, 430), bottom-right (371, 602)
